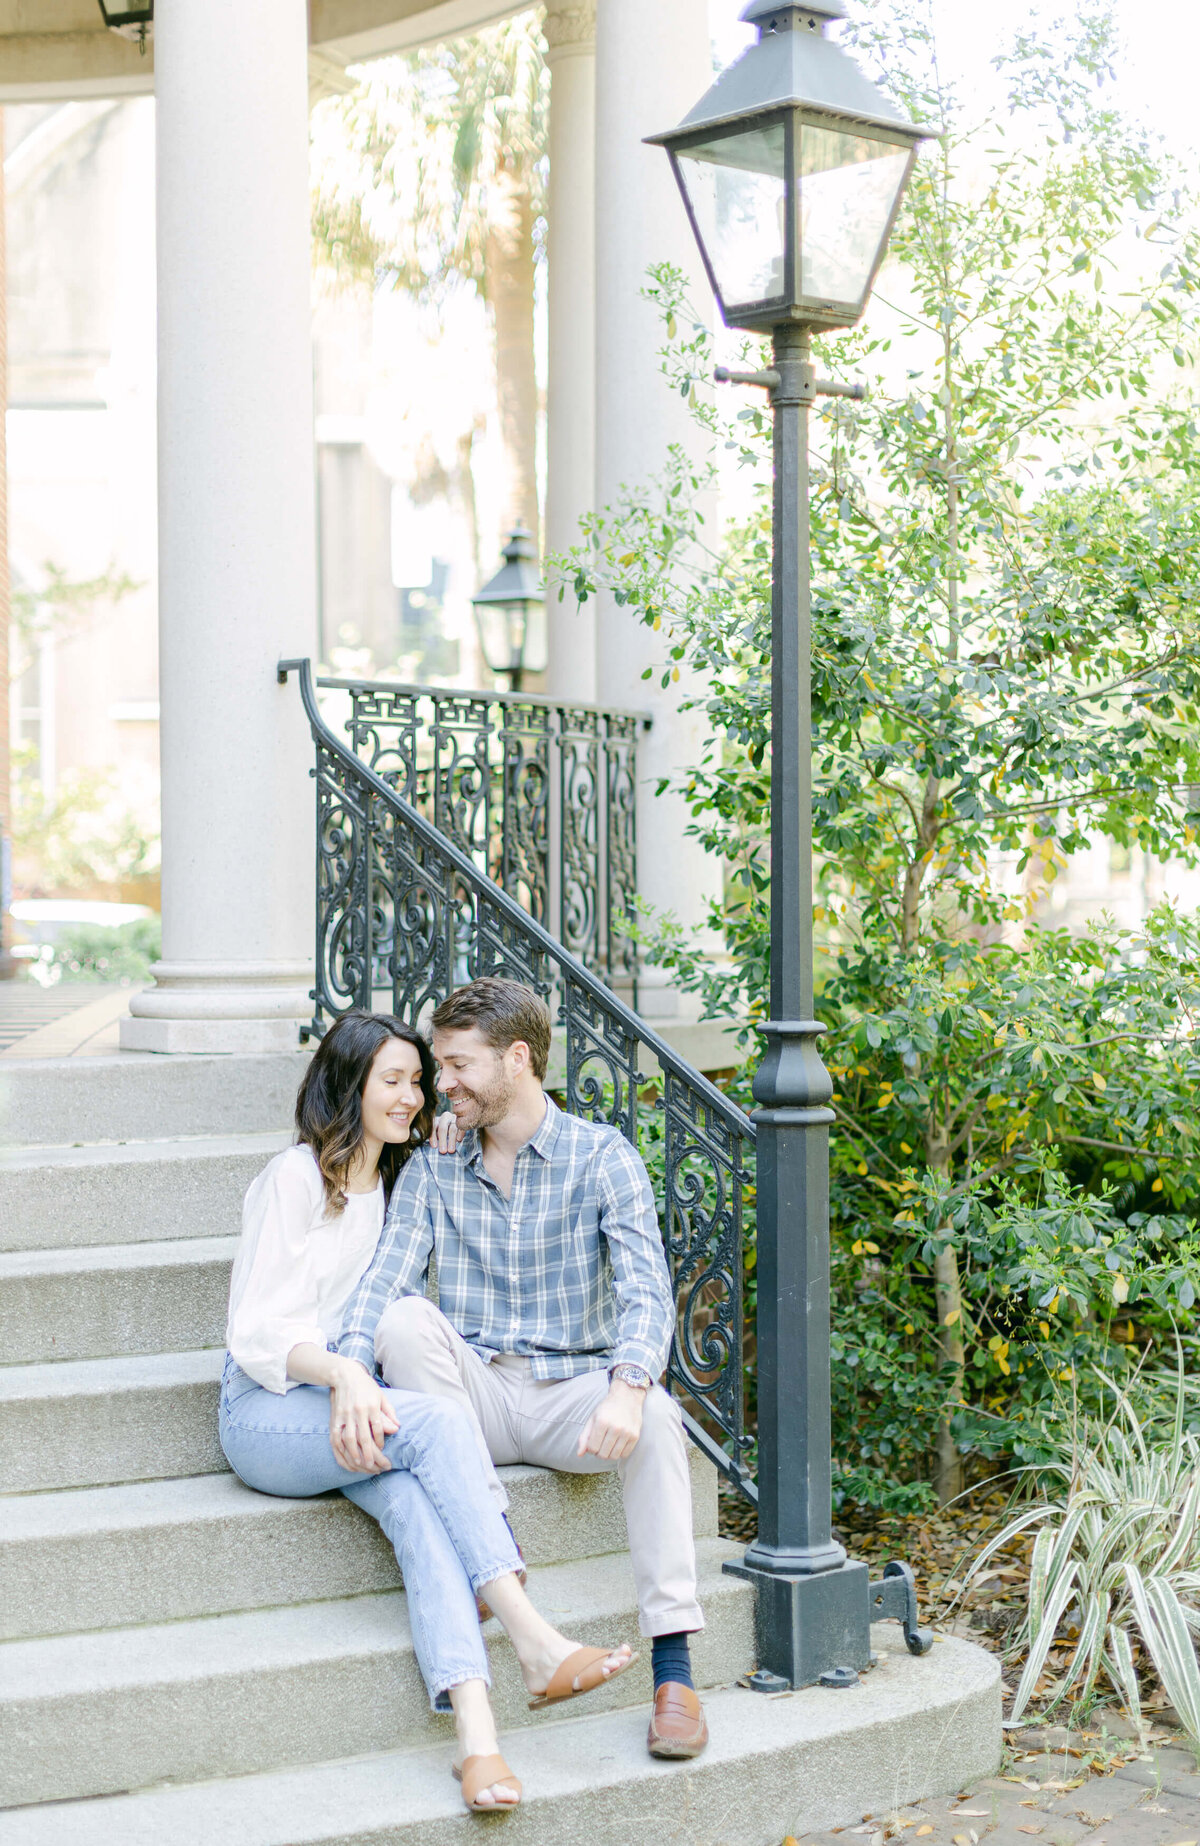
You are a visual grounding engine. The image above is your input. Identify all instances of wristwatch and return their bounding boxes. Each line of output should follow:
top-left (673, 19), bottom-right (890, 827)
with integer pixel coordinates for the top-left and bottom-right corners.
top-left (609, 1363), bottom-right (652, 1392)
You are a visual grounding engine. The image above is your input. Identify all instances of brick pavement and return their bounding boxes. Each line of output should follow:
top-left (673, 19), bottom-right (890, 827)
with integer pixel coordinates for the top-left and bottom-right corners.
top-left (793, 1720), bottom-right (1200, 1846)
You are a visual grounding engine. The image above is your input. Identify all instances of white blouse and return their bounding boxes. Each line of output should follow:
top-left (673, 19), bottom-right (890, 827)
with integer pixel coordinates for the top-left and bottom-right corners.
top-left (226, 1144), bottom-right (384, 1395)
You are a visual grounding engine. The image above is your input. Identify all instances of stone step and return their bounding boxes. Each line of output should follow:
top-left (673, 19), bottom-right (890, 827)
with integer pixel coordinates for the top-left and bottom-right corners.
top-left (0, 1541), bottom-right (755, 1808)
top-left (0, 1131), bottom-right (288, 1251)
top-left (0, 1349), bottom-right (226, 1491)
top-left (0, 1236), bottom-right (236, 1365)
top-left (0, 1049), bottom-right (310, 1149)
top-left (0, 1630), bottom-right (1001, 1843)
top-left (0, 1454), bottom-right (719, 1640)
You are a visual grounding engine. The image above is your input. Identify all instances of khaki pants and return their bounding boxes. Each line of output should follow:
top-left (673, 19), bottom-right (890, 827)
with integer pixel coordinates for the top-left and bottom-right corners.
top-left (374, 1295), bottom-right (703, 1638)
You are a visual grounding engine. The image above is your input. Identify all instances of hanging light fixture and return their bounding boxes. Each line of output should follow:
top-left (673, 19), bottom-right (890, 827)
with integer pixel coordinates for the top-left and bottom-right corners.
top-left (97, 3), bottom-right (154, 54)
top-left (646, 0), bottom-right (924, 335)
top-left (471, 528), bottom-right (547, 694)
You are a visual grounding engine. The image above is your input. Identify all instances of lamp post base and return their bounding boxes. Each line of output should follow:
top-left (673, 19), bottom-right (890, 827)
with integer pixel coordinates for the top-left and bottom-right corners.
top-left (724, 1555), bottom-right (872, 1690)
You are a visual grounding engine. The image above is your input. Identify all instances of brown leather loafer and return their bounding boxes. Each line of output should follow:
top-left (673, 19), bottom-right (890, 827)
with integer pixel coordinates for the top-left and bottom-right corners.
top-left (647, 1682), bottom-right (708, 1758)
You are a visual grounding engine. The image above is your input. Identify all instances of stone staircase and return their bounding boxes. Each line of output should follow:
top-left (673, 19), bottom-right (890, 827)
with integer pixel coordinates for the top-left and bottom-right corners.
top-left (0, 1050), bottom-right (1000, 1845)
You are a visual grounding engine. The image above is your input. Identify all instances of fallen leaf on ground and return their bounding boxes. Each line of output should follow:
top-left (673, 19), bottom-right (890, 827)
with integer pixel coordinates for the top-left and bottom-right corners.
top-left (915, 1830), bottom-right (934, 1839)
top-left (1017, 1829), bottom-right (1043, 1838)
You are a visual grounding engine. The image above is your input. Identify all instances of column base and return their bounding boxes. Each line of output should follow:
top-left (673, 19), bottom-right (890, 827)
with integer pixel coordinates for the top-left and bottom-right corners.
top-left (723, 1556), bottom-right (871, 1689)
top-left (120, 960), bottom-right (313, 1055)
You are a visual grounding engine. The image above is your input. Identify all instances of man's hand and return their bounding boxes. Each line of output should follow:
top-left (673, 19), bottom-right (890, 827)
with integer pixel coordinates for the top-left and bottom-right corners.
top-left (432, 1111), bottom-right (461, 1155)
top-left (577, 1379), bottom-right (646, 1462)
top-left (329, 1360), bottom-right (400, 1473)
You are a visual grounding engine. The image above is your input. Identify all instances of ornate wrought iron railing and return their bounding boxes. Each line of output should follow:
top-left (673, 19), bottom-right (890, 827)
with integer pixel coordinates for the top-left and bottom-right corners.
top-left (313, 675), bottom-right (647, 1000)
top-left (281, 657), bottom-right (757, 1501)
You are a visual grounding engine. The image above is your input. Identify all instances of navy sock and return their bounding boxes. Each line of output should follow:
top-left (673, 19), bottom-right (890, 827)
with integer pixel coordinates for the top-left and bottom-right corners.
top-left (651, 1632), bottom-right (695, 1692)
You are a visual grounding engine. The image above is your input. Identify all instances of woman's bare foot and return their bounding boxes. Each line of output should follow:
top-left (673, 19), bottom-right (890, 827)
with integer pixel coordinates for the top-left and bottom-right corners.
top-left (519, 1636), bottom-right (634, 1700)
top-left (448, 1680), bottom-right (519, 1810)
top-left (477, 1570), bottom-right (635, 1698)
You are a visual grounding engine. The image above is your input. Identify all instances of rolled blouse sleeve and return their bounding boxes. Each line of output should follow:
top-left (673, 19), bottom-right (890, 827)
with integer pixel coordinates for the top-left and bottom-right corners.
top-left (226, 1148), bottom-right (330, 1394)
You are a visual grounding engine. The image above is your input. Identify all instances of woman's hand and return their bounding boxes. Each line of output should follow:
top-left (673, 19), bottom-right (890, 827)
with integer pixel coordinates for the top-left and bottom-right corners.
top-left (329, 1360), bottom-right (400, 1472)
top-left (433, 1110), bottom-right (461, 1155)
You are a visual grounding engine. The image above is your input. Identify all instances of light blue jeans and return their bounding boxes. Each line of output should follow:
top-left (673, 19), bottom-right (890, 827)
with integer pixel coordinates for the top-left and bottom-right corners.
top-left (219, 1355), bottom-right (521, 1709)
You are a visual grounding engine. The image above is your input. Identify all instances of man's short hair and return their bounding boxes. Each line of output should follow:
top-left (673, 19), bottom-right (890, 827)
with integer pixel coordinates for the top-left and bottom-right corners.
top-left (431, 977), bottom-right (552, 1081)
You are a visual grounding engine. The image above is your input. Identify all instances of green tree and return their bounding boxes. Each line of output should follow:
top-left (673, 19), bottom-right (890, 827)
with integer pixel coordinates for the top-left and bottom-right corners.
top-left (311, 10), bottom-right (548, 543)
top-left (558, 1), bottom-right (1200, 1506)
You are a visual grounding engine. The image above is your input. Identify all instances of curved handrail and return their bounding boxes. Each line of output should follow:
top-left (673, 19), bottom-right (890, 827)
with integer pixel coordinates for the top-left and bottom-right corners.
top-left (280, 657), bottom-right (753, 1147)
top-left (281, 655), bottom-right (756, 1499)
top-left (314, 671), bottom-right (653, 729)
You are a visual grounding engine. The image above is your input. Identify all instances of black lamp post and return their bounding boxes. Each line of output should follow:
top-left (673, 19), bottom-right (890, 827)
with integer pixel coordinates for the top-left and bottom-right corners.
top-left (648, 0), bottom-right (931, 1690)
top-left (97, 2), bottom-right (154, 53)
top-left (471, 527), bottom-right (547, 695)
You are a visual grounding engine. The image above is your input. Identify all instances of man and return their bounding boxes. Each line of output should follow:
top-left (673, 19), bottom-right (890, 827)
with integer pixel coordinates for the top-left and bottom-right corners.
top-left (337, 975), bottom-right (708, 1759)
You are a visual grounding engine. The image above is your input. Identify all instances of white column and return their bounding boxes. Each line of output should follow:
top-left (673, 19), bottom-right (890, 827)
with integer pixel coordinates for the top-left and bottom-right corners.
top-left (594, 0), bottom-right (717, 1019)
top-left (544, 0), bottom-right (596, 704)
top-left (122, 0), bottom-right (317, 1054)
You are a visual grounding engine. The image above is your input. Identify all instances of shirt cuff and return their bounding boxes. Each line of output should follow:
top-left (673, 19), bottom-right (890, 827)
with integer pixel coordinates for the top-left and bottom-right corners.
top-left (229, 1322), bottom-right (328, 1396)
top-left (336, 1330), bottom-right (378, 1374)
top-left (612, 1336), bottom-right (668, 1381)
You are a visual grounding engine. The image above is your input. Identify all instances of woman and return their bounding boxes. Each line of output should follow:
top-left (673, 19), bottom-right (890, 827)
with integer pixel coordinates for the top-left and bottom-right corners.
top-left (220, 1010), bottom-right (636, 1813)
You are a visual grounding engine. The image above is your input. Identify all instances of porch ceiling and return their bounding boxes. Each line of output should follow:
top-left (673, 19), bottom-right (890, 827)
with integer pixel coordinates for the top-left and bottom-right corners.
top-left (0, 0), bottom-right (525, 103)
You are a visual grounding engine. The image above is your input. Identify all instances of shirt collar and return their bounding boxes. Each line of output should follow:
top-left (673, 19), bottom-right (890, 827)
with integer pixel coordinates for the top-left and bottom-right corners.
top-left (463, 1092), bottom-right (560, 1171)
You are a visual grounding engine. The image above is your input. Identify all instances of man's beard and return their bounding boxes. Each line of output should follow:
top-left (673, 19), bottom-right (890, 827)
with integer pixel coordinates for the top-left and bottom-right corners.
top-left (448, 1066), bottom-right (515, 1130)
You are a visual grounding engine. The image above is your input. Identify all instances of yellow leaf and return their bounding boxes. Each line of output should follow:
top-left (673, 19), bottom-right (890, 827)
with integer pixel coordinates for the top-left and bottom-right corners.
top-left (813, 905), bottom-right (825, 922)
top-left (905, 1322), bottom-right (915, 1334)
top-left (852, 1239), bottom-right (866, 1255)
top-left (1092, 1071), bottom-right (1107, 1091)
top-left (1058, 1367), bottom-right (1074, 1381)
top-left (1156, 1122), bottom-right (1164, 1137)
top-left (619, 552), bottom-right (637, 566)
top-left (863, 1240), bottom-right (880, 1254)
top-left (1112, 1275), bottom-right (1129, 1304)
top-left (944, 1308), bottom-right (961, 1327)
top-left (901, 1141), bottom-right (913, 1155)
top-left (671, 666), bottom-right (680, 682)
top-left (857, 1161), bottom-right (868, 1176)
top-left (1152, 1178), bottom-right (1164, 1193)
top-left (1038, 1321), bottom-right (1050, 1338)
top-left (993, 1029), bottom-right (1008, 1048)
top-left (997, 1357), bottom-right (1011, 1375)
top-left (988, 1333), bottom-right (1004, 1352)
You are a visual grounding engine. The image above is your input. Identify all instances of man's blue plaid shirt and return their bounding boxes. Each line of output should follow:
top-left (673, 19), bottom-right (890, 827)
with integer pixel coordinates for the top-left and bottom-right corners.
top-left (337, 1096), bottom-right (675, 1381)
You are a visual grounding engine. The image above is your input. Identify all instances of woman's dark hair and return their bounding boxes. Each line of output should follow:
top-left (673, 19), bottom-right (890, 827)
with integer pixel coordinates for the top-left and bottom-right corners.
top-left (295, 1011), bottom-right (437, 1214)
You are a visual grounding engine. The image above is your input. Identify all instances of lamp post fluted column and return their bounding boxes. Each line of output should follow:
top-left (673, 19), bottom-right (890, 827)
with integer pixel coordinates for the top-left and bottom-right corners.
top-left (645, 0), bottom-right (932, 1690)
top-left (724, 330), bottom-right (871, 1689)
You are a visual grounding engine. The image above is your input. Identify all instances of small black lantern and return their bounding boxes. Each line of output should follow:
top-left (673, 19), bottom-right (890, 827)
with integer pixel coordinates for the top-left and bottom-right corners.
top-left (98, 2), bottom-right (153, 52)
top-left (471, 527), bottom-right (546, 693)
top-left (646, 0), bottom-right (924, 334)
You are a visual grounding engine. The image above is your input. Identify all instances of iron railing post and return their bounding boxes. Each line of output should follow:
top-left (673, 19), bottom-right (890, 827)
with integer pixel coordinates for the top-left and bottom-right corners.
top-left (723, 326), bottom-right (872, 1688)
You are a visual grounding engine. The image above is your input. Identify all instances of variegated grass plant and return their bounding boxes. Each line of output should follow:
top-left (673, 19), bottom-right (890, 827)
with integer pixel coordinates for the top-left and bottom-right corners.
top-left (966, 1353), bottom-right (1200, 1755)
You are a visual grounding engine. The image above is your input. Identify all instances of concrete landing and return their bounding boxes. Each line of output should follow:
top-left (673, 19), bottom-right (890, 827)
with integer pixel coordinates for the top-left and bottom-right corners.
top-left (0, 1626), bottom-right (1000, 1845)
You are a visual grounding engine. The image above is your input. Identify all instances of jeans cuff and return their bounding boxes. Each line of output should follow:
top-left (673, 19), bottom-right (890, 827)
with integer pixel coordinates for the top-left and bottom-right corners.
top-left (470, 1549), bottom-right (523, 1595)
top-left (431, 1665), bottom-right (491, 1712)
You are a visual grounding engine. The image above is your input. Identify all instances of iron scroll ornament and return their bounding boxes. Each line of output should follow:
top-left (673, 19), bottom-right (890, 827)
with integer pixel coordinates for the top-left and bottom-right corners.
top-left (323, 675), bottom-right (643, 999)
top-left (280, 657), bottom-right (757, 1502)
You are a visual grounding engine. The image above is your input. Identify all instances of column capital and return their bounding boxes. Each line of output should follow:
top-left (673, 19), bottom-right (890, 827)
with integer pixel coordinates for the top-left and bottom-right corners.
top-left (543, 0), bottom-right (595, 58)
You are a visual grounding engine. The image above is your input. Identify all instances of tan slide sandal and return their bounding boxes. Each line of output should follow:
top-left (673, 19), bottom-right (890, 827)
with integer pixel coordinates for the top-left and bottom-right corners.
top-left (527, 1644), bottom-right (640, 1710)
top-left (453, 1754), bottom-right (522, 1811)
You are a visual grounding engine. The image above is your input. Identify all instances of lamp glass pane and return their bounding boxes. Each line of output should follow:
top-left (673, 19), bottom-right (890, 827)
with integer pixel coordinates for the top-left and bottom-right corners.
top-left (797, 124), bottom-right (910, 309)
top-left (473, 602), bottom-right (518, 674)
top-left (675, 123), bottom-right (787, 311)
top-left (521, 596), bottom-right (548, 675)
